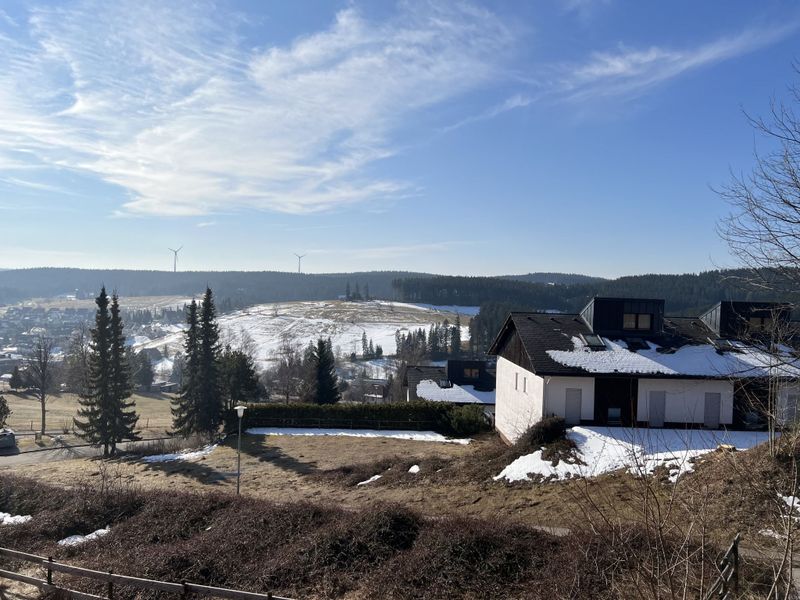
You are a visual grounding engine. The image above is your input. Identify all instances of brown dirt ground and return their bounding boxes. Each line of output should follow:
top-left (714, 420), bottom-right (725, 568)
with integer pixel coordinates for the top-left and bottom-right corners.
top-left (3, 432), bottom-right (651, 533)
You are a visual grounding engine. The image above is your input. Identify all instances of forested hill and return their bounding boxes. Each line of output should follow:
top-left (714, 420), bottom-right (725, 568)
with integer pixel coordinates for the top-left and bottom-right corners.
top-left (502, 272), bottom-right (607, 285)
top-left (0, 269), bottom-right (428, 306)
top-left (393, 271), bottom-right (800, 315)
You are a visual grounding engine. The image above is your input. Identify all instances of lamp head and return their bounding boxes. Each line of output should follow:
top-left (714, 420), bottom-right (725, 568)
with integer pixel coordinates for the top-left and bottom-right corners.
top-left (235, 405), bottom-right (246, 419)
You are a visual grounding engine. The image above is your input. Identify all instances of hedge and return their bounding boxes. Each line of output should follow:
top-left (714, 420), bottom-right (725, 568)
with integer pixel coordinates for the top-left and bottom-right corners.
top-left (225, 401), bottom-right (491, 437)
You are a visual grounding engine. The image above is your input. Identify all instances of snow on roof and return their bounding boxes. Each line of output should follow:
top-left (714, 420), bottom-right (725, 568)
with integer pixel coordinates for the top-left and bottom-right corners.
top-left (416, 379), bottom-right (495, 404)
top-left (546, 336), bottom-right (800, 378)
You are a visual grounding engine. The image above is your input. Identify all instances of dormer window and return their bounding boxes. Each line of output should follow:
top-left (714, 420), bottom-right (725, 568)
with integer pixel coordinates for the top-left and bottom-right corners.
top-left (463, 368), bottom-right (480, 379)
top-left (623, 313), bottom-right (652, 331)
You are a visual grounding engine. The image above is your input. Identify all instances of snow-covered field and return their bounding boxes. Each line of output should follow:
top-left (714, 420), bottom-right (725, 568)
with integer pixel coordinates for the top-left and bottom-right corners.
top-left (136, 300), bottom-right (474, 369)
top-left (246, 427), bottom-right (471, 444)
top-left (496, 427), bottom-right (771, 484)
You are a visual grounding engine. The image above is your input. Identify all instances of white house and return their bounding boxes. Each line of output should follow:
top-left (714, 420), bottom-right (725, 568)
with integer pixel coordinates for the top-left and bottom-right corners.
top-left (488, 297), bottom-right (800, 444)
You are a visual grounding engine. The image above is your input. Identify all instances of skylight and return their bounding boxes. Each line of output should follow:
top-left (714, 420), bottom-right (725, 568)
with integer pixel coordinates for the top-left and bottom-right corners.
top-left (581, 333), bottom-right (606, 351)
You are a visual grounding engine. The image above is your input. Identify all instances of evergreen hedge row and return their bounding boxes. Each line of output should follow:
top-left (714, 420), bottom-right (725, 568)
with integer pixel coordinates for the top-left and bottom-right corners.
top-left (225, 401), bottom-right (490, 437)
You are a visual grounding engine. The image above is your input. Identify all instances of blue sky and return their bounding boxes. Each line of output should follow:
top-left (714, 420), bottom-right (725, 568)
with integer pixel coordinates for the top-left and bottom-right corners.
top-left (0, 0), bottom-right (798, 277)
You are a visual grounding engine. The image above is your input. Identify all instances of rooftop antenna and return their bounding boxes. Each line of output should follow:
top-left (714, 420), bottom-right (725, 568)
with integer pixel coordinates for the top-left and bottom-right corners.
top-left (168, 246), bottom-right (183, 273)
top-left (294, 253), bottom-right (306, 274)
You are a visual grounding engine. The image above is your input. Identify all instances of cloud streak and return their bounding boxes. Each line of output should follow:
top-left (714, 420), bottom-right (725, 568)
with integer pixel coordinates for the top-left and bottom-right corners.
top-left (0, 1), bottom-right (514, 217)
top-left (559, 24), bottom-right (798, 101)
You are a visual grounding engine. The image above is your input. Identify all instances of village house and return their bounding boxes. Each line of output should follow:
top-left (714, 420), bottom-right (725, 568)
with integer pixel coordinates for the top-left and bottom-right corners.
top-left (488, 297), bottom-right (800, 444)
top-left (401, 359), bottom-right (496, 410)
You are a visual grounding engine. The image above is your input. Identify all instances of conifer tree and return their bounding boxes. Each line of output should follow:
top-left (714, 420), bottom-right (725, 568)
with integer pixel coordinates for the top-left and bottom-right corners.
top-left (346, 281), bottom-right (351, 301)
top-left (108, 293), bottom-right (138, 454)
top-left (313, 338), bottom-right (340, 404)
top-left (0, 395), bottom-right (11, 428)
top-left (172, 300), bottom-right (201, 436)
top-left (197, 288), bottom-right (223, 439)
top-left (361, 332), bottom-right (369, 357)
top-left (9, 366), bottom-right (21, 391)
top-left (75, 288), bottom-right (138, 457)
top-left (173, 290), bottom-right (224, 441)
top-left (451, 315), bottom-right (462, 358)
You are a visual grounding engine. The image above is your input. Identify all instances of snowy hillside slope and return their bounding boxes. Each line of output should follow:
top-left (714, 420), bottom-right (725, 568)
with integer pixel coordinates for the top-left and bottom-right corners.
top-left (136, 300), bottom-right (474, 367)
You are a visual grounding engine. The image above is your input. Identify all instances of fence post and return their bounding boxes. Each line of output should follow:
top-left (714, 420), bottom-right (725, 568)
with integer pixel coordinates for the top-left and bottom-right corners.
top-left (732, 534), bottom-right (739, 593)
top-left (107, 570), bottom-right (114, 600)
top-left (46, 557), bottom-right (53, 585)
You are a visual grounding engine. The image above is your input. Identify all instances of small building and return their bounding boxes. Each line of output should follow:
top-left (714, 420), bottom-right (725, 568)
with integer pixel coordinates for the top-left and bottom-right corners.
top-left (488, 297), bottom-right (800, 444)
top-left (401, 360), bottom-right (496, 410)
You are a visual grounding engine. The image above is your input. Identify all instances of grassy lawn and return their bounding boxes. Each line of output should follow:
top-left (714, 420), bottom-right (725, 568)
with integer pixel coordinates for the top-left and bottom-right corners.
top-left (4, 391), bottom-right (175, 434)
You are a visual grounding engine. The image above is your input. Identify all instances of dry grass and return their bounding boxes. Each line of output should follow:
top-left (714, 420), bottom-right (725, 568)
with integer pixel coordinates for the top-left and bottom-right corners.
top-left (0, 473), bottom-right (760, 600)
top-left (4, 391), bottom-right (175, 433)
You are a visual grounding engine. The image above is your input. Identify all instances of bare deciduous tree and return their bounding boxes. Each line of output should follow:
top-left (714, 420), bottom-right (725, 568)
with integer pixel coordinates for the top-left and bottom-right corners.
top-left (28, 335), bottom-right (55, 435)
top-left (718, 69), bottom-right (800, 294)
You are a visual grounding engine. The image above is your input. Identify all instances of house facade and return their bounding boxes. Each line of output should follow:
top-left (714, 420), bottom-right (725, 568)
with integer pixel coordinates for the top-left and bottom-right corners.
top-left (488, 297), bottom-right (800, 444)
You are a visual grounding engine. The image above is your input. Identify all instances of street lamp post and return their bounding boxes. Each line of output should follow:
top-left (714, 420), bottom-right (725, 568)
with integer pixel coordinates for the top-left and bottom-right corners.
top-left (234, 405), bottom-right (246, 495)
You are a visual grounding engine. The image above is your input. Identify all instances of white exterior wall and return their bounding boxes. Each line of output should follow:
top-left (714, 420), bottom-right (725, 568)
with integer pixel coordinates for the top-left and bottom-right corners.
top-left (636, 379), bottom-right (734, 425)
top-left (543, 376), bottom-right (595, 421)
top-left (494, 356), bottom-right (544, 444)
top-left (777, 383), bottom-right (800, 424)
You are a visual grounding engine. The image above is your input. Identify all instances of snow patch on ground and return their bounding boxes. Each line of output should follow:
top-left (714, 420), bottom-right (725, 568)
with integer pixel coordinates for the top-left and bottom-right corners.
top-left (408, 464), bottom-right (420, 474)
top-left (141, 444), bottom-right (217, 463)
top-left (246, 427), bottom-right (471, 445)
top-left (356, 474), bottom-right (382, 486)
top-left (0, 512), bottom-right (31, 525)
top-left (495, 427), bottom-right (771, 484)
top-left (415, 379), bottom-right (495, 405)
top-left (58, 527), bottom-right (110, 546)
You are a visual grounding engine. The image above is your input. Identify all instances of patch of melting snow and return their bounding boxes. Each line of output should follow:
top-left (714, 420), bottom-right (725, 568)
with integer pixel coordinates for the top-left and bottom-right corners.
top-left (356, 475), bottom-right (382, 486)
top-left (0, 512), bottom-right (32, 525)
top-left (760, 528), bottom-right (787, 540)
top-left (246, 428), bottom-right (470, 445)
top-left (141, 444), bottom-right (217, 463)
top-left (58, 527), bottom-right (110, 546)
top-left (495, 427), bottom-right (772, 484)
top-left (408, 465), bottom-right (420, 474)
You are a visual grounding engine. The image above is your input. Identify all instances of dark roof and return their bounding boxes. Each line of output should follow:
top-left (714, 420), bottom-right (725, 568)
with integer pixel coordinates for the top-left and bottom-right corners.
top-left (401, 365), bottom-right (447, 389)
top-left (486, 310), bottom-right (793, 378)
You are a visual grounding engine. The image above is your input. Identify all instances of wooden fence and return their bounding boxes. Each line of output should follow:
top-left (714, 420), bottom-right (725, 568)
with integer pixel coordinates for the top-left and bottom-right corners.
top-left (704, 533), bottom-right (740, 600)
top-left (0, 547), bottom-right (294, 600)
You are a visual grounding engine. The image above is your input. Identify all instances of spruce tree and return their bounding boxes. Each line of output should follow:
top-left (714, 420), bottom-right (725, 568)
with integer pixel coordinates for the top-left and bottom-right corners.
top-left (75, 288), bottom-right (138, 457)
top-left (75, 288), bottom-right (113, 455)
top-left (0, 395), bottom-right (10, 428)
top-left (9, 366), bottom-right (21, 391)
top-left (451, 315), bottom-right (462, 358)
top-left (172, 300), bottom-right (201, 436)
top-left (313, 338), bottom-right (340, 404)
top-left (197, 288), bottom-right (223, 440)
top-left (108, 293), bottom-right (138, 455)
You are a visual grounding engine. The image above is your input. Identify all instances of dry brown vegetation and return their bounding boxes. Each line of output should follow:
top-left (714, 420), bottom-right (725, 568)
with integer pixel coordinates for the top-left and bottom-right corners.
top-left (0, 473), bottom-right (773, 600)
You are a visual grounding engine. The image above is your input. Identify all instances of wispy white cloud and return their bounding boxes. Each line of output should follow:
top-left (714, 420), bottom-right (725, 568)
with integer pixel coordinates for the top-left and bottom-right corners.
top-left (442, 92), bottom-right (535, 132)
top-left (196, 221), bottom-right (216, 228)
top-left (560, 24), bottom-right (798, 101)
top-left (0, 1), bottom-right (514, 217)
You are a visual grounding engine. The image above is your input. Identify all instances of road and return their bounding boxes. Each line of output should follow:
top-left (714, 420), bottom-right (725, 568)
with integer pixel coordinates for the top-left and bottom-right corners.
top-left (0, 435), bottom-right (173, 467)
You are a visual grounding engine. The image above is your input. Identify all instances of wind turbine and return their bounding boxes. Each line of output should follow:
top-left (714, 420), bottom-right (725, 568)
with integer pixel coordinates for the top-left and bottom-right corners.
top-left (294, 253), bottom-right (306, 274)
top-left (169, 246), bottom-right (183, 273)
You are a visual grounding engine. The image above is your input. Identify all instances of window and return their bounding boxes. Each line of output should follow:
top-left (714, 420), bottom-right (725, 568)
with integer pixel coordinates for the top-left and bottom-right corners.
top-left (607, 407), bottom-right (622, 423)
top-left (749, 316), bottom-right (771, 331)
top-left (623, 313), bottom-right (652, 331)
top-left (463, 368), bottom-right (480, 379)
top-left (515, 372), bottom-right (519, 391)
top-left (523, 377), bottom-right (527, 394)
top-left (581, 333), bottom-right (606, 350)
